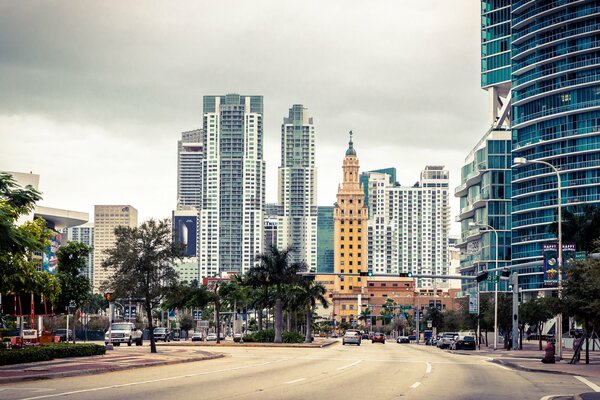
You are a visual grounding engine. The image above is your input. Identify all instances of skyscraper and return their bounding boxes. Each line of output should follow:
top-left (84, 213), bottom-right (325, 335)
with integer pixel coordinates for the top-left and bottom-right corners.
top-left (64, 222), bottom-right (94, 285)
top-left (333, 133), bottom-right (368, 326)
top-left (367, 166), bottom-right (450, 287)
top-left (511, 2), bottom-right (600, 291)
top-left (199, 94), bottom-right (265, 278)
top-left (92, 205), bottom-right (137, 293)
top-left (277, 104), bottom-right (317, 270)
top-left (177, 129), bottom-right (203, 210)
top-left (317, 206), bottom-right (334, 274)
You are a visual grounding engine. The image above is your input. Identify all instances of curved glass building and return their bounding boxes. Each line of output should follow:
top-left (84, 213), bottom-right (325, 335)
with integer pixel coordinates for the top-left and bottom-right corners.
top-left (511, 1), bottom-right (600, 291)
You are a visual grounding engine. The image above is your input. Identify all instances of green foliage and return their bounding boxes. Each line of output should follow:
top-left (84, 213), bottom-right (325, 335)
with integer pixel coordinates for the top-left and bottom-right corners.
top-left (56, 242), bottom-right (91, 311)
top-left (87, 293), bottom-right (108, 314)
top-left (563, 258), bottom-right (600, 330)
top-left (180, 313), bottom-right (193, 333)
top-left (282, 331), bottom-right (305, 343)
top-left (548, 205), bottom-right (600, 254)
top-left (250, 329), bottom-right (275, 342)
top-left (0, 343), bottom-right (105, 366)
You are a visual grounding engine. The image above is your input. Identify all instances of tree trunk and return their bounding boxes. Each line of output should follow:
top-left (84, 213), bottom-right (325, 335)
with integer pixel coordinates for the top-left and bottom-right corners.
top-left (258, 308), bottom-right (263, 331)
top-left (305, 309), bottom-right (313, 343)
top-left (287, 311), bottom-right (291, 332)
top-left (215, 301), bottom-right (221, 344)
top-left (585, 322), bottom-right (590, 365)
top-left (274, 298), bottom-right (283, 343)
top-left (146, 300), bottom-right (156, 353)
top-left (538, 325), bottom-right (543, 351)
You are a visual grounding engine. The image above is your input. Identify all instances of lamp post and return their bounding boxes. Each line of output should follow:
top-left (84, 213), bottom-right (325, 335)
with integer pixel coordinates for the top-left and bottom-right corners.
top-left (514, 157), bottom-right (563, 359)
top-left (470, 221), bottom-right (499, 350)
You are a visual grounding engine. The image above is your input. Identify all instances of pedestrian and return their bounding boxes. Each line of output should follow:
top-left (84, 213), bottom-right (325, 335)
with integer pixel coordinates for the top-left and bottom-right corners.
top-left (541, 339), bottom-right (555, 364)
top-left (573, 332), bottom-right (583, 362)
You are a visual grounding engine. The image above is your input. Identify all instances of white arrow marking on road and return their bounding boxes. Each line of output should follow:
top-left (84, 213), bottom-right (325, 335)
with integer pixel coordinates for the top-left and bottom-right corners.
top-left (425, 362), bottom-right (432, 374)
top-left (575, 375), bottom-right (600, 392)
top-left (410, 382), bottom-right (421, 389)
top-left (336, 360), bottom-right (363, 370)
top-left (285, 378), bottom-right (306, 384)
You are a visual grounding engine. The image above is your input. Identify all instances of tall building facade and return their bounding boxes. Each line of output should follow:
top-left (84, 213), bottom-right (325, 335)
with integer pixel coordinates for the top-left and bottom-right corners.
top-left (277, 105), bottom-right (317, 270)
top-left (199, 94), bottom-right (265, 278)
top-left (177, 129), bottom-right (203, 210)
top-left (64, 222), bottom-right (95, 285)
top-left (317, 206), bottom-right (334, 274)
top-left (366, 166), bottom-right (451, 288)
top-left (92, 205), bottom-right (137, 293)
top-left (455, 130), bottom-right (512, 293)
top-left (264, 203), bottom-right (280, 253)
top-left (511, 1), bottom-right (600, 291)
top-left (360, 168), bottom-right (397, 211)
top-left (333, 134), bottom-right (368, 325)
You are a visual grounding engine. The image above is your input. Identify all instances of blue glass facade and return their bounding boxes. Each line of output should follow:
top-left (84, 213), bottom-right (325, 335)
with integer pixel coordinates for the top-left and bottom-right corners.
top-left (481, 0), bottom-right (512, 87)
top-left (317, 206), bottom-right (334, 273)
top-left (511, 1), bottom-right (600, 290)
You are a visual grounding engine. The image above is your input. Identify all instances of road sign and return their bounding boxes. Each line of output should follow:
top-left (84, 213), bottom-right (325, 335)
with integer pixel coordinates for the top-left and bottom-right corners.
top-left (427, 320), bottom-right (432, 328)
top-left (124, 305), bottom-right (137, 320)
top-left (198, 320), bottom-right (209, 329)
top-left (487, 275), bottom-right (499, 282)
top-left (193, 310), bottom-right (202, 321)
top-left (401, 305), bottom-right (412, 311)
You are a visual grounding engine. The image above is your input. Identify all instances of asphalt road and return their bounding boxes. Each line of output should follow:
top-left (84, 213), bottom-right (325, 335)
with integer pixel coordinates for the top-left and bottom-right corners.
top-left (1, 340), bottom-right (599, 400)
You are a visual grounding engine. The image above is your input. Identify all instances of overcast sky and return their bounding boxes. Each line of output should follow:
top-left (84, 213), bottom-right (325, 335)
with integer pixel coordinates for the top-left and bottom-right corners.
top-left (0, 1), bottom-right (488, 235)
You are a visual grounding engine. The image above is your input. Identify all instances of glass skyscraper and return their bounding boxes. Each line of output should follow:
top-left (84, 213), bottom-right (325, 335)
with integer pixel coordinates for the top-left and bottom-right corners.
top-left (511, 1), bottom-right (600, 291)
top-left (317, 206), bottom-right (334, 274)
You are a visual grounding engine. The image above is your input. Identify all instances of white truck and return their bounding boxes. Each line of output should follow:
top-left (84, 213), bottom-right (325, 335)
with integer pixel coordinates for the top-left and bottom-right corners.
top-left (105, 322), bottom-right (143, 346)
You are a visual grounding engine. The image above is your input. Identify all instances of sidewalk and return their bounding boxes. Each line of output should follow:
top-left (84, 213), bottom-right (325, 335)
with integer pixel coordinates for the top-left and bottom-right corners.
top-left (0, 346), bottom-right (223, 383)
top-left (451, 342), bottom-right (600, 379)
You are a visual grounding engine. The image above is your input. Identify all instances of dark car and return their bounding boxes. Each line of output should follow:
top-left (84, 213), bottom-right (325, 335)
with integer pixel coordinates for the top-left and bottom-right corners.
top-left (396, 336), bottom-right (410, 344)
top-left (408, 335), bottom-right (416, 342)
top-left (153, 327), bottom-right (171, 342)
top-left (361, 333), bottom-right (370, 340)
top-left (54, 328), bottom-right (73, 342)
top-left (371, 333), bottom-right (386, 344)
top-left (452, 335), bottom-right (476, 350)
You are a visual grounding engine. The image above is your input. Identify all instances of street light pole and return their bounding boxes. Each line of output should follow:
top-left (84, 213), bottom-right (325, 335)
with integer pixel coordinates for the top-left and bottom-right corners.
top-left (470, 222), bottom-right (499, 350)
top-left (514, 157), bottom-right (562, 359)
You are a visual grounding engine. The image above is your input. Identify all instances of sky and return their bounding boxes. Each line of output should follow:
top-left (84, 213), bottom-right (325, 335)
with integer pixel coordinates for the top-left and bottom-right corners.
top-left (0, 1), bottom-right (489, 235)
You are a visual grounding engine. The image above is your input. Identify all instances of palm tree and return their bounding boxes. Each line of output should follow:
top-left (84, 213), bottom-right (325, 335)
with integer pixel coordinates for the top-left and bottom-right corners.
top-left (245, 246), bottom-right (305, 343)
top-left (296, 280), bottom-right (328, 343)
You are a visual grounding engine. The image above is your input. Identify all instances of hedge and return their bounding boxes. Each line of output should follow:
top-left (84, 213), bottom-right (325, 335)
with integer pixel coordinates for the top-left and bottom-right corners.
top-left (0, 343), bottom-right (106, 366)
top-left (232, 330), bottom-right (304, 343)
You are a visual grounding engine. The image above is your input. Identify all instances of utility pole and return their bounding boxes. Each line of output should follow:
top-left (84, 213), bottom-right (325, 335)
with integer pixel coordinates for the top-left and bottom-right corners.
top-left (510, 272), bottom-right (519, 351)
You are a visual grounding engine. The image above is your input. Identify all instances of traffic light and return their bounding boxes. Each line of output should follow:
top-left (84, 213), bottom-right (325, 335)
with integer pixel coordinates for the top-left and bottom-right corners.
top-left (476, 271), bottom-right (489, 283)
top-left (501, 269), bottom-right (510, 278)
top-left (105, 292), bottom-right (113, 302)
top-left (399, 272), bottom-right (413, 277)
top-left (368, 271), bottom-right (373, 277)
top-left (359, 271), bottom-right (368, 276)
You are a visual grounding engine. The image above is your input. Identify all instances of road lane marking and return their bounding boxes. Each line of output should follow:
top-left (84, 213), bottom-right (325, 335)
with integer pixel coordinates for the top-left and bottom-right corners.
top-left (336, 360), bottom-right (363, 370)
top-left (425, 362), bottom-right (432, 374)
top-left (575, 375), bottom-right (600, 392)
top-left (285, 378), bottom-right (306, 384)
top-left (539, 395), bottom-right (574, 400)
top-left (486, 360), bottom-right (512, 371)
top-left (17, 359), bottom-right (287, 400)
top-left (410, 382), bottom-right (421, 389)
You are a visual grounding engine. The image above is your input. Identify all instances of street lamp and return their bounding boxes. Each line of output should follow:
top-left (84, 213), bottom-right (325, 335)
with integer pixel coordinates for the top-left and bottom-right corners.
top-left (469, 221), bottom-right (499, 350)
top-left (514, 156), bottom-right (563, 359)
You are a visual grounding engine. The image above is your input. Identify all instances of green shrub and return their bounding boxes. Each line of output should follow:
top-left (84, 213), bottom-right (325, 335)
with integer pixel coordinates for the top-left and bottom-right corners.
top-left (0, 343), bottom-right (106, 366)
top-left (282, 331), bottom-right (305, 343)
top-left (251, 329), bottom-right (275, 343)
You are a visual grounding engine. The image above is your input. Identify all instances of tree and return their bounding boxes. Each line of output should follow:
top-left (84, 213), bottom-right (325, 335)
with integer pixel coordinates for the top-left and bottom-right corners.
top-left (295, 280), bottom-right (328, 343)
top-left (180, 313), bottom-right (193, 337)
top-left (101, 219), bottom-right (184, 353)
top-left (426, 306), bottom-right (444, 331)
top-left (379, 298), bottom-right (396, 326)
top-left (245, 246), bottom-right (305, 343)
top-left (549, 205), bottom-right (600, 254)
top-left (519, 296), bottom-right (560, 350)
top-left (0, 173), bottom-right (60, 327)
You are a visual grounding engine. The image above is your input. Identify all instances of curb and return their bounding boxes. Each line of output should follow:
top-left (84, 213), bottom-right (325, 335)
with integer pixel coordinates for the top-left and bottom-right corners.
top-left (490, 358), bottom-right (580, 376)
top-left (158, 340), bottom-right (338, 349)
top-left (0, 353), bottom-right (224, 384)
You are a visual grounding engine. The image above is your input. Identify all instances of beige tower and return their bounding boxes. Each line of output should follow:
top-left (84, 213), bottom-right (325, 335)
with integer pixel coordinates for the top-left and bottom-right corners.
top-left (333, 132), bottom-right (368, 327)
top-left (92, 205), bottom-right (138, 293)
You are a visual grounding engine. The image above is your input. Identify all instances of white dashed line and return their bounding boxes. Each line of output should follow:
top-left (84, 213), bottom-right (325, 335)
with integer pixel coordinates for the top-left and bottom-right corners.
top-left (285, 378), bottom-right (306, 384)
top-left (336, 360), bottom-right (363, 370)
top-left (410, 382), bottom-right (422, 389)
top-left (575, 375), bottom-right (600, 392)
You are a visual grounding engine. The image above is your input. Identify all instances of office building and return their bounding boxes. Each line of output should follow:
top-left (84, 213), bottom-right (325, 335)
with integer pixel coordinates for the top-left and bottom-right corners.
top-left (277, 104), bottom-right (317, 270)
top-left (177, 129), bottom-right (203, 210)
top-left (199, 94), bottom-right (265, 278)
top-left (511, 1), bottom-right (600, 292)
top-left (92, 205), bottom-right (138, 293)
top-left (333, 133), bottom-right (368, 325)
top-left (366, 166), bottom-right (451, 288)
top-left (317, 206), bottom-right (334, 274)
top-left (64, 222), bottom-right (95, 285)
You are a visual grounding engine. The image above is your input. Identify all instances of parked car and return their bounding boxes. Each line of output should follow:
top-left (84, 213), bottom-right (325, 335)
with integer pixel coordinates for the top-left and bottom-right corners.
top-left (371, 333), bottom-right (386, 344)
top-left (408, 335), bottom-right (416, 342)
top-left (54, 328), bottom-right (73, 342)
top-left (105, 322), bottom-right (143, 346)
top-left (361, 333), bottom-right (370, 340)
top-left (153, 327), bottom-right (171, 342)
top-left (191, 332), bottom-right (203, 342)
top-left (452, 335), bottom-right (476, 350)
top-left (342, 330), bottom-right (361, 346)
top-left (330, 332), bottom-right (339, 338)
top-left (396, 336), bottom-right (410, 344)
top-left (206, 333), bottom-right (218, 341)
top-left (425, 337), bottom-right (437, 346)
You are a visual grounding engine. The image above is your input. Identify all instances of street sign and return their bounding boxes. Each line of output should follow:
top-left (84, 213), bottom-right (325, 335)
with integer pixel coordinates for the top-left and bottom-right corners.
top-left (427, 320), bottom-right (432, 328)
top-left (400, 305), bottom-right (411, 311)
top-left (193, 310), bottom-right (202, 321)
top-left (198, 320), bottom-right (209, 329)
top-left (124, 305), bottom-right (137, 320)
top-left (487, 275), bottom-right (499, 282)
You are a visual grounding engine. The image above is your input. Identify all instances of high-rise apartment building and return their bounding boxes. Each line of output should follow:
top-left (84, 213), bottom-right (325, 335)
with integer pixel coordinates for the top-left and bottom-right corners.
top-left (92, 205), bottom-right (137, 293)
top-left (199, 94), bottom-right (265, 278)
top-left (64, 222), bottom-right (94, 285)
top-left (277, 105), bottom-right (317, 270)
top-left (264, 203), bottom-right (280, 253)
top-left (366, 166), bottom-right (450, 288)
top-left (511, 2), bottom-right (600, 292)
top-left (360, 168), bottom-right (397, 210)
top-left (317, 206), bottom-right (334, 274)
top-left (333, 133), bottom-right (368, 325)
top-left (177, 129), bottom-right (203, 210)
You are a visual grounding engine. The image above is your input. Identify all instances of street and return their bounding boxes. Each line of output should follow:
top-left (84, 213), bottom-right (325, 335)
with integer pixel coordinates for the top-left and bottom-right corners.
top-left (1, 341), bottom-right (598, 400)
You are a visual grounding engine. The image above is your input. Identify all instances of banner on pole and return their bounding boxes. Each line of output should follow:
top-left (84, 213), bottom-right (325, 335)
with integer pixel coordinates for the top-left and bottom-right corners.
top-left (468, 292), bottom-right (478, 314)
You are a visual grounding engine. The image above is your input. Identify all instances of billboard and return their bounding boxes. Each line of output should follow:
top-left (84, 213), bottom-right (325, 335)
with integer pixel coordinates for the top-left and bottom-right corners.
top-left (42, 231), bottom-right (62, 274)
top-left (173, 215), bottom-right (197, 257)
top-left (542, 243), bottom-right (576, 287)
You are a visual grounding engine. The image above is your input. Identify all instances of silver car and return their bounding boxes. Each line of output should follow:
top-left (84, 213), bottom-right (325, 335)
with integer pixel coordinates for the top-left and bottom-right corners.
top-left (342, 331), bottom-right (361, 346)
